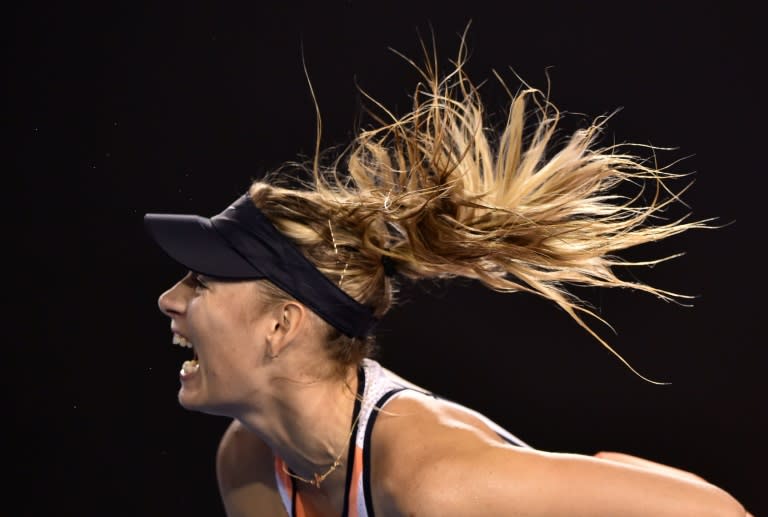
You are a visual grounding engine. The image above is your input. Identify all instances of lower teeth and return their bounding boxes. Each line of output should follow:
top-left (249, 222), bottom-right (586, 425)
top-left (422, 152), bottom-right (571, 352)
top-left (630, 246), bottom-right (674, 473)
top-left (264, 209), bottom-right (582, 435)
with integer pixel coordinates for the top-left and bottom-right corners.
top-left (181, 360), bottom-right (199, 375)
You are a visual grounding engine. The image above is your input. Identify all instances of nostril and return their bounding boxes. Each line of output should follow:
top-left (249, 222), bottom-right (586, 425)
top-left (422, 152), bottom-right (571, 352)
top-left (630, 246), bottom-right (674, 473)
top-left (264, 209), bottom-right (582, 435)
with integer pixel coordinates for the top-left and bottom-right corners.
top-left (158, 274), bottom-right (194, 316)
top-left (158, 286), bottom-right (183, 316)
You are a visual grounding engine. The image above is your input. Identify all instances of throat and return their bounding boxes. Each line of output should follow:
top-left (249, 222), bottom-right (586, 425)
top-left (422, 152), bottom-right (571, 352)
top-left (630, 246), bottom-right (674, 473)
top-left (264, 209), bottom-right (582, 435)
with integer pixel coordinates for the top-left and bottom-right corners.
top-left (277, 367), bottom-right (365, 495)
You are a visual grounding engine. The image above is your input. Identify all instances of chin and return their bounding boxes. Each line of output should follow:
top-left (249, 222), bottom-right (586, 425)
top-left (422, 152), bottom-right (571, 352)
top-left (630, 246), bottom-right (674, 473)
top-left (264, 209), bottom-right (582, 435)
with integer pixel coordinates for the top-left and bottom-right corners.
top-left (177, 392), bottom-right (234, 418)
top-left (177, 388), bottom-right (207, 412)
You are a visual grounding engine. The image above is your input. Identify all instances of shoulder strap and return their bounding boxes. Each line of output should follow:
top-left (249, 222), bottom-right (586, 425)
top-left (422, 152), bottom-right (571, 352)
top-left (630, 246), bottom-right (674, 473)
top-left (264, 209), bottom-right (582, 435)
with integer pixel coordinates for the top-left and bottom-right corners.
top-left (359, 387), bottom-right (408, 517)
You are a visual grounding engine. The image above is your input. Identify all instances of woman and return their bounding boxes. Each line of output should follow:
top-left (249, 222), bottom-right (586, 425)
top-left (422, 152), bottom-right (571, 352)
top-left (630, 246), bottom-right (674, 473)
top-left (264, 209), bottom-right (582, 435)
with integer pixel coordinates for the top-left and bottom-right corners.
top-left (145, 40), bottom-right (750, 516)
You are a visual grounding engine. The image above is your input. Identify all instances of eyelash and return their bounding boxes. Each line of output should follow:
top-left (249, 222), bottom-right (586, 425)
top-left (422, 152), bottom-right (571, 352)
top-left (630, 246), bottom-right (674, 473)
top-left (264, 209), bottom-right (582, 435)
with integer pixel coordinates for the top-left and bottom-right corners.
top-left (193, 275), bottom-right (208, 290)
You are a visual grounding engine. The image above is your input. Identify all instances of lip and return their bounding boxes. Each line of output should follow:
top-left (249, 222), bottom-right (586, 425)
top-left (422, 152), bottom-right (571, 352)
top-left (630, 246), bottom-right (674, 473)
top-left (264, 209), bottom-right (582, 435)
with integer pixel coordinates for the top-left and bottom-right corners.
top-left (170, 324), bottom-right (189, 341)
top-left (170, 326), bottom-right (195, 351)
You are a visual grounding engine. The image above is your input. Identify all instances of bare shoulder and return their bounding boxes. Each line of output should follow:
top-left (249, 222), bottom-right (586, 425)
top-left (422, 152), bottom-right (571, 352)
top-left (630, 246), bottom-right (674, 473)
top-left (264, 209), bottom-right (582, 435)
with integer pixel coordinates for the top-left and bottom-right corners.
top-left (371, 390), bottom-right (510, 460)
top-left (216, 419), bottom-right (287, 517)
top-left (368, 392), bottom-right (510, 515)
top-left (369, 393), bottom-right (745, 517)
top-left (216, 418), bottom-right (273, 488)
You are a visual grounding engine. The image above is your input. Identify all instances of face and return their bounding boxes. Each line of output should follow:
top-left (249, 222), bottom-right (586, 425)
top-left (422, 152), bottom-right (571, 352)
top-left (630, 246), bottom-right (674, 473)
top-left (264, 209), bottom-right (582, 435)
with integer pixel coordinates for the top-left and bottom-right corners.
top-left (157, 272), bottom-right (275, 416)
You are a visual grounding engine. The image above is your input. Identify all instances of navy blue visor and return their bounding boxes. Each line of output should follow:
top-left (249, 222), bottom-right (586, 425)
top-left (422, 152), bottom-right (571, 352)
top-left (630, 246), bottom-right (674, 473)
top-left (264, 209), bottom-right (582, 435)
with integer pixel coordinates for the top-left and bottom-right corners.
top-left (144, 193), bottom-right (378, 337)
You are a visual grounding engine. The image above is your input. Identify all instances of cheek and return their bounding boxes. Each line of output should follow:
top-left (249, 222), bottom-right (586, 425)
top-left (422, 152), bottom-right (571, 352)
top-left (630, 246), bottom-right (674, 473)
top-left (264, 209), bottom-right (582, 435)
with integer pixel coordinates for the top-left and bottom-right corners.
top-left (189, 291), bottom-right (267, 358)
top-left (206, 306), bottom-right (263, 356)
top-left (187, 302), bottom-right (238, 351)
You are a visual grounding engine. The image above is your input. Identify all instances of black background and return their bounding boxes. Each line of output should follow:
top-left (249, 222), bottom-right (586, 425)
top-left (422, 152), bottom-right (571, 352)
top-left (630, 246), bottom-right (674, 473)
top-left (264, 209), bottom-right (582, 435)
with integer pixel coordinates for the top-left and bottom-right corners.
top-left (9, 2), bottom-right (765, 516)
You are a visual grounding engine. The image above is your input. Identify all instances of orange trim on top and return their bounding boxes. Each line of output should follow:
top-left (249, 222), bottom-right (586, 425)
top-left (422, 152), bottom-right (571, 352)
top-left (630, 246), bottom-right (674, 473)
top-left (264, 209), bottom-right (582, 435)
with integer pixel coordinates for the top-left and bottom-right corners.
top-left (347, 446), bottom-right (364, 517)
top-left (294, 489), bottom-right (324, 517)
top-left (274, 456), bottom-right (293, 497)
top-left (275, 456), bottom-right (325, 517)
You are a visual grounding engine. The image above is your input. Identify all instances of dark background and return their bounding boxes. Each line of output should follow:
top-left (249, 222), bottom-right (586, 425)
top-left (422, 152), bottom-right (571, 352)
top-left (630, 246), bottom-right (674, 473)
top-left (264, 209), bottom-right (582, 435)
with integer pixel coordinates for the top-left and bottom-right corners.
top-left (9, 2), bottom-right (765, 516)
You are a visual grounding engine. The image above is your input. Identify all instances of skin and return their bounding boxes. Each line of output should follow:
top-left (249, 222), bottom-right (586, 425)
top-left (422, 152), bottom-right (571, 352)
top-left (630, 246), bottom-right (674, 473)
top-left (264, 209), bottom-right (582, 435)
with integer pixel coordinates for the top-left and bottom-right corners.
top-left (158, 273), bottom-right (750, 517)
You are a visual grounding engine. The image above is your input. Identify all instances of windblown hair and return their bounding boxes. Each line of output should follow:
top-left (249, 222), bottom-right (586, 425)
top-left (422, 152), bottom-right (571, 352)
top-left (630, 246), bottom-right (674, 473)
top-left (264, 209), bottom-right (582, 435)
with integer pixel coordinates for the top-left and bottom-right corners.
top-left (249, 36), bottom-right (711, 380)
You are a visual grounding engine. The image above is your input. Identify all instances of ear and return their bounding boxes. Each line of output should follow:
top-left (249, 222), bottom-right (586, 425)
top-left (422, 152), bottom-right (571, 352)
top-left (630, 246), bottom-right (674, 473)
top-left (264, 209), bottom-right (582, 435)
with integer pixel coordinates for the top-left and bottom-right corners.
top-left (264, 301), bottom-right (306, 358)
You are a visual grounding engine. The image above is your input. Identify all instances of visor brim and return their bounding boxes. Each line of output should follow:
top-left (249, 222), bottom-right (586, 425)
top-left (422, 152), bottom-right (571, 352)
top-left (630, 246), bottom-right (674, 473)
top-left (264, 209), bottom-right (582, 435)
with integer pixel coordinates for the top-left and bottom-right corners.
top-left (143, 213), bottom-right (265, 279)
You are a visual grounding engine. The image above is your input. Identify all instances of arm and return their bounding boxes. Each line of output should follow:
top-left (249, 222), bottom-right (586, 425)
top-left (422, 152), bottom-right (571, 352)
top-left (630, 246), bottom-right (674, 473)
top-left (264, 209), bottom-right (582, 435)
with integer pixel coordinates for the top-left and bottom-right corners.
top-left (372, 396), bottom-right (747, 517)
top-left (216, 419), bottom-right (288, 517)
top-left (594, 451), bottom-right (708, 483)
top-left (593, 451), bottom-right (753, 517)
top-left (413, 447), bottom-right (747, 517)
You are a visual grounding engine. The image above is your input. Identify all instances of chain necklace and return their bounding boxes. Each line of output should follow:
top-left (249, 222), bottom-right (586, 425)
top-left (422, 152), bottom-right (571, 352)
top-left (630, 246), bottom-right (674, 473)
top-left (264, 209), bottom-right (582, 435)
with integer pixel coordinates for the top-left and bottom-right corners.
top-left (281, 408), bottom-right (362, 488)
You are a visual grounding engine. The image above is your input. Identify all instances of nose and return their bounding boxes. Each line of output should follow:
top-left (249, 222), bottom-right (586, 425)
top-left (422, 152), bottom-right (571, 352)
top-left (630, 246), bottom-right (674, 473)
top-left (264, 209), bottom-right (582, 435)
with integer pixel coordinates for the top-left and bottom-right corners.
top-left (158, 274), bottom-right (192, 317)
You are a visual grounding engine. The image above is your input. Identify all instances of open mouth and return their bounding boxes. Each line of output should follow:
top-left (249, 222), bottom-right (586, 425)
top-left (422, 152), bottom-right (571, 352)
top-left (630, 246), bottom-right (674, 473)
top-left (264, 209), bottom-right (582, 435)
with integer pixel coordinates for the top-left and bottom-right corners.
top-left (173, 333), bottom-right (199, 375)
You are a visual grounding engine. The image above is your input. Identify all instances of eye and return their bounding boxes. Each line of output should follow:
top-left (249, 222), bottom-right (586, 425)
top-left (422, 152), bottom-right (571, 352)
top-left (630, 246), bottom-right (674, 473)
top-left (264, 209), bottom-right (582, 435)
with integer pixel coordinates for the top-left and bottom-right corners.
top-left (193, 274), bottom-right (209, 290)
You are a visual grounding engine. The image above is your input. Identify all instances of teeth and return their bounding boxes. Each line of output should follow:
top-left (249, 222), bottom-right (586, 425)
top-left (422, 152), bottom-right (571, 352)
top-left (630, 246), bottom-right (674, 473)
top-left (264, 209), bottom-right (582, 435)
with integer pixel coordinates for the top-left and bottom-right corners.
top-left (173, 333), bottom-right (193, 348)
top-left (181, 360), bottom-right (199, 376)
top-left (174, 333), bottom-right (199, 376)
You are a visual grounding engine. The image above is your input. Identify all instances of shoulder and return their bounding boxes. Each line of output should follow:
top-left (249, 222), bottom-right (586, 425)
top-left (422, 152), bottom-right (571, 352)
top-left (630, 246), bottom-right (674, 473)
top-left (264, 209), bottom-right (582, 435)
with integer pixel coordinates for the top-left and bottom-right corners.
top-left (216, 419), bottom-right (287, 517)
top-left (216, 419), bottom-right (273, 487)
top-left (367, 393), bottom-right (745, 517)
top-left (367, 391), bottom-right (512, 515)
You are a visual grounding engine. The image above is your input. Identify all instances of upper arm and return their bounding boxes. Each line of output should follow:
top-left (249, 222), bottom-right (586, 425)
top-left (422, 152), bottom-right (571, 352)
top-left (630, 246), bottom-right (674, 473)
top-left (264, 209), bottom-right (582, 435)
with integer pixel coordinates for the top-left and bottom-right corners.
top-left (216, 419), bottom-right (288, 517)
top-left (415, 448), bottom-right (746, 517)
top-left (370, 397), bottom-right (745, 517)
top-left (593, 450), bottom-right (708, 483)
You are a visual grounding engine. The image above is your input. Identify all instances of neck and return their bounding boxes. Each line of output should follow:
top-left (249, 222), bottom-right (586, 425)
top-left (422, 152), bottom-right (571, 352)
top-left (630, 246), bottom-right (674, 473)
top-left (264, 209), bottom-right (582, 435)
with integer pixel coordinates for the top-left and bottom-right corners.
top-left (238, 364), bottom-right (360, 490)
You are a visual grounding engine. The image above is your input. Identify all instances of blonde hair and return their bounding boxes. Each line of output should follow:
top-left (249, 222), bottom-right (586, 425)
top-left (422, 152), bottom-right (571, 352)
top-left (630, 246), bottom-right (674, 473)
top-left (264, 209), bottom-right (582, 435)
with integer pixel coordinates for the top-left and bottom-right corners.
top-left (249, 34), bottom-right (711, 381)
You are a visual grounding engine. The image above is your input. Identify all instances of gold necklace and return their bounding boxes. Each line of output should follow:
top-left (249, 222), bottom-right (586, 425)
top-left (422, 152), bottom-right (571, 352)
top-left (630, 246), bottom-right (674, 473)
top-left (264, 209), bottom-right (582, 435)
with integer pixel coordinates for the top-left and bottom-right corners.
top-left (281, 408), bottom-right (362, 488)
